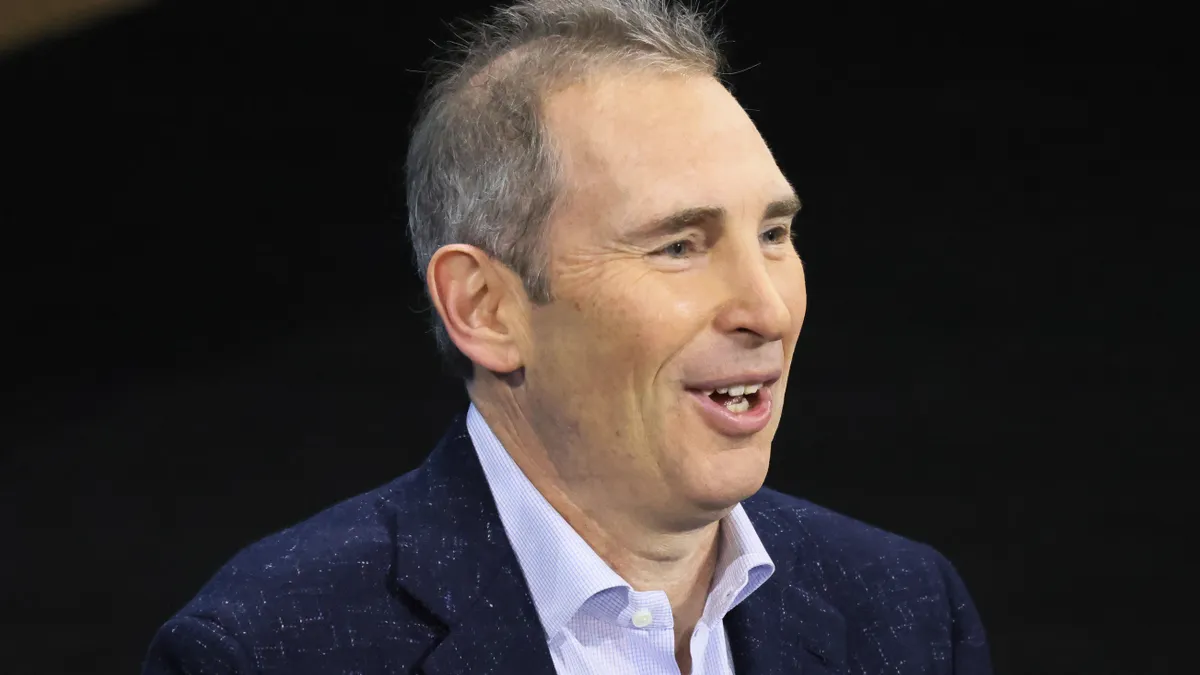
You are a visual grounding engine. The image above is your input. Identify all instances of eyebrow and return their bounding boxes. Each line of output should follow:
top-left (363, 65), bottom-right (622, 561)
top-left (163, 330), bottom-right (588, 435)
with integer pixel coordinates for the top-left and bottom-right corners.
top-left (630, 194), bottom-right (803, 241)
top-left (764, 195), bottom-right (803, 221)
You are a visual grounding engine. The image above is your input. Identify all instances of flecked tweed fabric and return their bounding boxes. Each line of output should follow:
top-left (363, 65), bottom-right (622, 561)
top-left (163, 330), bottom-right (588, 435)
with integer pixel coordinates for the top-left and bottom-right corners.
top-left (143, 413), bottom-right (991, 674)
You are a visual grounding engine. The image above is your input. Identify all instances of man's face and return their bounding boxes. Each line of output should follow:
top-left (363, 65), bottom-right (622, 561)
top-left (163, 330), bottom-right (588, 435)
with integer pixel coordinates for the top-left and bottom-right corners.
top-left (520, 71), bottom-right (807, 528)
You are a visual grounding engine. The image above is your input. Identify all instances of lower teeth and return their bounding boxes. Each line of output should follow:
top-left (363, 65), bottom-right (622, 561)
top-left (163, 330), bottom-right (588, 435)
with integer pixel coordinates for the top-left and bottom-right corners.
top-left (724, 396), bottom-right (750, 413)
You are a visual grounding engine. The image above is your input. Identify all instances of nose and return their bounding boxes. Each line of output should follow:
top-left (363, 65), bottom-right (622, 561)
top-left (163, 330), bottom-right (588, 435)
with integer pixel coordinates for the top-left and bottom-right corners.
top-left (713, 249), bottom-right (796, 343)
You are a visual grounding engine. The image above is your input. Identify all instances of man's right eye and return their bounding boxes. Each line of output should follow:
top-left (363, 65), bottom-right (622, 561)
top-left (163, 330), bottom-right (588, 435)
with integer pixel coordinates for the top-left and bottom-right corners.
top-left (656, 240), bottom-right (696, 258)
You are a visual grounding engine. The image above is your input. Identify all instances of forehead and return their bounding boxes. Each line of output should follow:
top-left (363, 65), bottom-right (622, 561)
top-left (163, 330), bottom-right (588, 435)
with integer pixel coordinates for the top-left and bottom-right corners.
top-left (542, 71), bottom-right (792, 232)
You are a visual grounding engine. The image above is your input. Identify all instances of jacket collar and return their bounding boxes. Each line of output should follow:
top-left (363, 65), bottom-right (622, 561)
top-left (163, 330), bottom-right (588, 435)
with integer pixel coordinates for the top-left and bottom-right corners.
top-left (387, 413), bottom-right (848, 675)
top-left (725, 491), bottom-right (850, 674)
top-left (385, 413), bottom-right (557, 675)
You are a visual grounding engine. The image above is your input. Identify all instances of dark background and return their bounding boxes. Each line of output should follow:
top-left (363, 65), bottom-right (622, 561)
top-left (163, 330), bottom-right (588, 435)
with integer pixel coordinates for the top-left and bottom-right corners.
top-left (1, 0), bottom-right (1192, 673)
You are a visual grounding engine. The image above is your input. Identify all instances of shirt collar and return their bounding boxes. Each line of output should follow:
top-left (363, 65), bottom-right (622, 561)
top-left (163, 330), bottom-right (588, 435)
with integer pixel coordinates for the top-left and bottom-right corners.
top-left (466, 403), bottom-right (775, 639)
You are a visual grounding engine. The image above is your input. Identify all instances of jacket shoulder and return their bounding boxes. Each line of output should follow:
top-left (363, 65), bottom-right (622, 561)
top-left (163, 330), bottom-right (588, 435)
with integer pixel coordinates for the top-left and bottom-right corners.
top-left (746, 487), bottom-right (941, 564)
top-left (147, 470), bottom-right (440, 673)
top-left (745, 488), bottom-right (991, 672)
top-left (745, 487), bottom-right (962, 620)
top-left (192, 473), bottom-right (412, 607)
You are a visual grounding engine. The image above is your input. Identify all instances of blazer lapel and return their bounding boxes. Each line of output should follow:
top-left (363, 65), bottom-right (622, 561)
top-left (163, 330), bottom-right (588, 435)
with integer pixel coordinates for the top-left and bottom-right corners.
top-left (385, 415), bottom-right (557, 675)
top-left (418, 558), bottom-right (558, 675)
top-left (725, 494), bottom-right (849, 675)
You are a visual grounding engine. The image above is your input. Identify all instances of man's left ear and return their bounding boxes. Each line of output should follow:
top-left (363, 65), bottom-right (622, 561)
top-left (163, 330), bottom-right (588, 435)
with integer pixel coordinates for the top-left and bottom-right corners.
top-left (426, 244), bottom-right (529, 375)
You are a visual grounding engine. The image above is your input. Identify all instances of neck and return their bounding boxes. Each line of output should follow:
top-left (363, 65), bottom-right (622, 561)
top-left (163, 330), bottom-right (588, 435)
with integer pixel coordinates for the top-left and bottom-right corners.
top-left (527, 456), bottom-right (723, 666)
top-left (469, 388), bottom-right (724, 656)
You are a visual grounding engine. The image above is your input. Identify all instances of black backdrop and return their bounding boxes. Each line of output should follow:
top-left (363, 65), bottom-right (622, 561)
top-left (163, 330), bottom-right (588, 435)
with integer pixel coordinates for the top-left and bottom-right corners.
top-left (1, 1), bottom-right (1192, 673)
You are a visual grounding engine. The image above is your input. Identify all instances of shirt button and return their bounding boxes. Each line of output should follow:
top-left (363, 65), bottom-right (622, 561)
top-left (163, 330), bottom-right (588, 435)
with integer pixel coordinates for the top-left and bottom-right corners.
top-left (631, 609), bottom-right (653, 628)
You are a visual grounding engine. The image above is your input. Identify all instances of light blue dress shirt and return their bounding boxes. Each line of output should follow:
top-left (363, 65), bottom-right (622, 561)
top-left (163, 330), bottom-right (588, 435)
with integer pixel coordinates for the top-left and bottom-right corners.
top-left (467, 404), bottom-right (775, 675)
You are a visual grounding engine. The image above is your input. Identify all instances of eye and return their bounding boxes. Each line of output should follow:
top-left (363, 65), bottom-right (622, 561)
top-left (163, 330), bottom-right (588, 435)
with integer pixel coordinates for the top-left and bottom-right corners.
top-left (655, 239), bottom-right (698, 258)
top-left (761, 226), bottom-right (792, 245)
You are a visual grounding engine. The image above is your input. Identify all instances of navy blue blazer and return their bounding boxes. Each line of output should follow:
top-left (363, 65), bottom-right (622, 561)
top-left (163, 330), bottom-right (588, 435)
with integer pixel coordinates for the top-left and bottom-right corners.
top-left (145, 415), bottom-right (991, 674)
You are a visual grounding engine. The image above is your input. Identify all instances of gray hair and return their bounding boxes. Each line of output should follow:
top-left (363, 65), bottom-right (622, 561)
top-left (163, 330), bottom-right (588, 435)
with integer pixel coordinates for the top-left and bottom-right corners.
top-left (405, 0), bottom-right (726, 379)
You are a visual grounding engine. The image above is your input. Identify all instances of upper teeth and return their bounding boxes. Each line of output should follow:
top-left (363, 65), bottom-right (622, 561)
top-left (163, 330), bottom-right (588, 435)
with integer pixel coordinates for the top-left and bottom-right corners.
top-left (710, 383), bottom-right (763, 396)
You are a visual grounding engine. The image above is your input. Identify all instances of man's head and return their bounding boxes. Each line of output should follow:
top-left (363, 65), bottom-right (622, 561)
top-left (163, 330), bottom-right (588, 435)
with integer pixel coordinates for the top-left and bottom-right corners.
top-left (406, 0), bottom-right (806, 528)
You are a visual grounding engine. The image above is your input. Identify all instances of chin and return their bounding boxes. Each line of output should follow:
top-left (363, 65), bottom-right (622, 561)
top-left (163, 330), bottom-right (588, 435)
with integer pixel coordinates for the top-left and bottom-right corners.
top-left (685, 441), bottom-right (771, 511)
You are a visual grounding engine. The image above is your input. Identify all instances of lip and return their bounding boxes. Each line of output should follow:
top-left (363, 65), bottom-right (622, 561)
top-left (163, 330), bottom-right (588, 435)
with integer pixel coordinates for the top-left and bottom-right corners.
top-left (684, 371), bottom-right (783, 392)
top-left (686, 383), bottom-right (775, 437)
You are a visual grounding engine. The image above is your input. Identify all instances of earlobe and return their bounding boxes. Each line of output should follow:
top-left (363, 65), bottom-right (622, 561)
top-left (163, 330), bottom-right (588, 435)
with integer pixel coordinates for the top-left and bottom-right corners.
top-left (427, 245), bottom-right (525, 375)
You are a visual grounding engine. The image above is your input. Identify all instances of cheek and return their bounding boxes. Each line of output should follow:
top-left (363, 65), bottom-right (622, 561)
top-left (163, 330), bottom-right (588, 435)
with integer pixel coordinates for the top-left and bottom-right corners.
top-left (779, 264), bottom-right (808, 330)
top-left (593, 292), bottom-right (677, 366)
top-left (618, 283), bottom-right (710, 347)
top-left (530, 291), bottom-right (652, 384)
top-left (791, 284), bottom-right (808, 330)
top-left (580, 284), bottom-right (706, 379)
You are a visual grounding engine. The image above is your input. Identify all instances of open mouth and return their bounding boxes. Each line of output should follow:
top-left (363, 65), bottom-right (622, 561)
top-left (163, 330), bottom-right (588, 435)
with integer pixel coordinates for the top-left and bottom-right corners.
top-left (685, 380), bottom-right (775, 436)
top-left (704, 384), bottom-right (764, 413)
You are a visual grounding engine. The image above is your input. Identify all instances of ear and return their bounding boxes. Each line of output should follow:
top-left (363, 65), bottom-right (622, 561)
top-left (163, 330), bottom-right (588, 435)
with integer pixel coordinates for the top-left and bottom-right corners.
top-left (426, 244), bottom-right (527, 375)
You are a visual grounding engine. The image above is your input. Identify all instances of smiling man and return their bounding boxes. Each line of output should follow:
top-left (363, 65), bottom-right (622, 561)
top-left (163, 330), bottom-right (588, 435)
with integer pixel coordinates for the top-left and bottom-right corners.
top-left (145, 1), bottom-right (991, 674)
